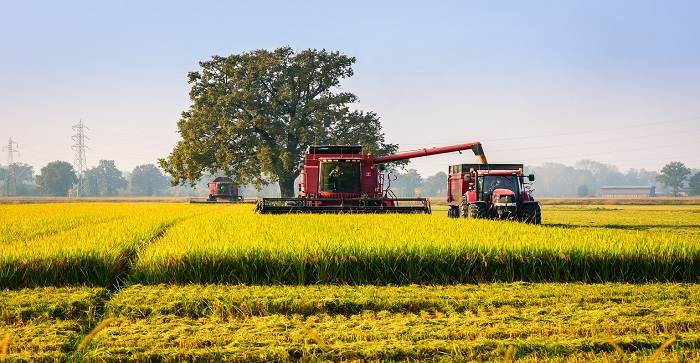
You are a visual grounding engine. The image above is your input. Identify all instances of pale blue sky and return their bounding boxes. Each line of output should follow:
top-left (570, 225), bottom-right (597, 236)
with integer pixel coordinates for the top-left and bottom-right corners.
top-left (1, 0), bottom-right (699, 175)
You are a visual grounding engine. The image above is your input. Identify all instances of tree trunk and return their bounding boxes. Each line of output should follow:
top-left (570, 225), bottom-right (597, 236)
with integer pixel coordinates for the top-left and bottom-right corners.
top-left (279, 176), bottom-right (296, 197)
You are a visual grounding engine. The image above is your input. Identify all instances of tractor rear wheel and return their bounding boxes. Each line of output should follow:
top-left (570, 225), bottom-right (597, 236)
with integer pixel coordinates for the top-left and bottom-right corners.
top-left (463, 203), bottom-right (486, 219)
top-left (521, 203), bottom-right (542, 224)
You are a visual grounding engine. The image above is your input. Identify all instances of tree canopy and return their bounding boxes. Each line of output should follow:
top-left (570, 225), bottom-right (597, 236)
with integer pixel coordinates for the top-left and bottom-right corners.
top-left (159, 47), bottom-right (397, 197)
top-left (422, 171), bottom-right (448, 197)
top-left (129, 164), bottom-right (169, 196)
top-left (656, 161), bottom-right (691, 197)
top-left (84, 160), bottom-right (127, 196)
top-left (391, 169), bottom-right (423, 197)
top-left (36, 161), bottom-right (77, 196)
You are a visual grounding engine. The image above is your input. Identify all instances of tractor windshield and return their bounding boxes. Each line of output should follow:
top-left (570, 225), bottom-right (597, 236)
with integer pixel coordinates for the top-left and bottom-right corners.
top-left (216, 183), bottom-right (231, 195)
top-left (479, 175), bottom-right (518, 199)
top-left (319, 160), bottom-right (361, 193)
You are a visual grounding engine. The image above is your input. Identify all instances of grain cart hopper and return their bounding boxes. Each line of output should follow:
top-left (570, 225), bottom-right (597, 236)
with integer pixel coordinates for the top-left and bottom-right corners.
top-left (190, 176), bottom-right (244, 203)
top-left (256, 142), bottom-right (487, 213)
top-left (446, 164), bottom-right (541, 224)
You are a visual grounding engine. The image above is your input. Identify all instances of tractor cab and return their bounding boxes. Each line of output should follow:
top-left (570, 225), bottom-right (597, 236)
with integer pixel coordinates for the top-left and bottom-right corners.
top-left (475, 171), bottom-right (531, 219)
top-left (318, 159), bottom-right (362, 193)
top-left (447, 164), bottom-right (541, 224)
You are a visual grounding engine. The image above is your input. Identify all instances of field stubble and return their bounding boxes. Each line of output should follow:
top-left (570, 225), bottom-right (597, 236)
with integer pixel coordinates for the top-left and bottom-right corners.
top-left (77, 284), bottom-right (700, 361)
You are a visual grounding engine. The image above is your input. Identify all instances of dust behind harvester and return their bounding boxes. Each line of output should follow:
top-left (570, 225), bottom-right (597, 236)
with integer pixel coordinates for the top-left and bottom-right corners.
top-left (256, 142), bottom-right (487, 214)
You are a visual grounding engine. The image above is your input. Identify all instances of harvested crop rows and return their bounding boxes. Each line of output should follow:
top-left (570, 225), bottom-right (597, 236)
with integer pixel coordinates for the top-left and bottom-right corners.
top-left (0, 202), bottom-right (698, 361)
top-left (2, 284), bottom-right (699, 361)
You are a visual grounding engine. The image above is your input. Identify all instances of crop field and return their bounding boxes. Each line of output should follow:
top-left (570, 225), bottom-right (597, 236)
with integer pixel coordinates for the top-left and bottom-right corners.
top-left (0, 202), bottom-right (698, 361)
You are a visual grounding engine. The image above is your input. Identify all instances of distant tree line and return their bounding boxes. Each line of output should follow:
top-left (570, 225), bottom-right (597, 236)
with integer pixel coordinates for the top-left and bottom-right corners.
top-left (1, 161), bottom-right (173, 197)
top-left (1, 160), bottom-right (698, 197)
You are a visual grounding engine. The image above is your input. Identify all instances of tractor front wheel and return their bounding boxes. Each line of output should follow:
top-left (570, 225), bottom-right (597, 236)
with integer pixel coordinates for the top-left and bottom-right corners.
top-left (448, 207), bottom-right (460, 218)
top-left (520, 203), bottom-right (542, 224)
top-left (463, 203), bottom-right (486, 219)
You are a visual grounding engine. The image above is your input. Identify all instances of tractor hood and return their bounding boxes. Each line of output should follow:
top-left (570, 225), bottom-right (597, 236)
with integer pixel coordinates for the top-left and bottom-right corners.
top-left (492, 188), bottom-right (515, 197)
top-left (491, 188), bottom-right (517, 206)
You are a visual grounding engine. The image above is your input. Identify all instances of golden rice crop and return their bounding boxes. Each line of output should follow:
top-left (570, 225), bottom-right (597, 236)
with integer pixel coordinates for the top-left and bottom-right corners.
top-left (107, 283), bottom-right (700, 319)
top-left (0, 203), bottom-right (134, 244)
top-left (0, 203), bottom-right (698, 287)
top-left (0, 203), bottom-right (202, 287)
top-left (543, 205), bottom-right (700, 235)
top-left (131, 205), bottom-right (700, 284)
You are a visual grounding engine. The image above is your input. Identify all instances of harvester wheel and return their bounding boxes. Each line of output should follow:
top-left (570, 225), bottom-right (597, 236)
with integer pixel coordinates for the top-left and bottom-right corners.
top-left (464, 203), bottom-right (486, 219)
top-left (521, 203), bottom-right (542, 225)
top-left (447, 207), bottom-right (459, 218)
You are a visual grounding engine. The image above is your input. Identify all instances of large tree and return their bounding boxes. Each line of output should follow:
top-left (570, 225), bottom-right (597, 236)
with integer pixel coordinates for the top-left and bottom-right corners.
top-left (36, 161), bottom-right (77, 196)
top-left (129, 164), bottom-right (169, 196)
top-left (159, 47), bottom-right (398, 197)
top-left (656, 161), bottom-right (691, 197)
top-left (84, 160), bottom-right (127, 196)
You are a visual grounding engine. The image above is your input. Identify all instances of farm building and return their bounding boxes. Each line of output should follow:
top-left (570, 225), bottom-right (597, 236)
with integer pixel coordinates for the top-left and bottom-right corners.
top-left (599, 186), bottom-right (656, 198)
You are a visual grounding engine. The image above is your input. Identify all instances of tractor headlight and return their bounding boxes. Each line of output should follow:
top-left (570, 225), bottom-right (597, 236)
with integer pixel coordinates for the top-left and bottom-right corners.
top-left (498, 195), bottom-right (514, 204)
top-left (495, 195), bottom-right (516, 208)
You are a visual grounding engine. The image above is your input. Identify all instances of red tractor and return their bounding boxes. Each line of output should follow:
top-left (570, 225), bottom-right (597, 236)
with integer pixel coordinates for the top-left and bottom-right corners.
top-left (256, 142), bottom-right (487, 213)
top-left (447, 163), bottom-right (541, 224)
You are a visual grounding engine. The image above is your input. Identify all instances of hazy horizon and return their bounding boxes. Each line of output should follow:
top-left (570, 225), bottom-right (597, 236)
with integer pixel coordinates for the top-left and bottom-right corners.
top-left (1, 1), bottom-right (699, 177)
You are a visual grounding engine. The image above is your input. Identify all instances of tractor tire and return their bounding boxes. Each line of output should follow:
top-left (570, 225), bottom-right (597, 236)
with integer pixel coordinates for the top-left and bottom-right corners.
top-left (463, 203), bottom-right (486, 219)
top-left (447, 207), bottom-right (460, 218)
top-left (521, 203), bottom-right (542, 225)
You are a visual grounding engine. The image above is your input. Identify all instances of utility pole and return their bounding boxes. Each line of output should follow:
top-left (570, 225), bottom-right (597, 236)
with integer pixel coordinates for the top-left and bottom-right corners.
top-left (3, 138), bottom-right (19, 196)
top-left (71, 120), bottom-right (89, 197)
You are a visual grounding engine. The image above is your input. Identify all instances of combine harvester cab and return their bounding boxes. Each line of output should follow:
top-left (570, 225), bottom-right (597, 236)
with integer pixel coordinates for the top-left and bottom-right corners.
top-left (256, 142), bottom-right (487, 214)
top-left (447, 164), bottom-right (541, 224)
top-left (190, 176), bottom-right (244, 203)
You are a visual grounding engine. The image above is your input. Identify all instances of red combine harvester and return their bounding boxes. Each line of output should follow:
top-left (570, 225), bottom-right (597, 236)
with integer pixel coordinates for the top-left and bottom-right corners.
top-left (190, 176), bottom-right (244, 203)
top-left (256, 142), bottom-right (487, 213)
top-left (447, 163), bottom-right (541, 224)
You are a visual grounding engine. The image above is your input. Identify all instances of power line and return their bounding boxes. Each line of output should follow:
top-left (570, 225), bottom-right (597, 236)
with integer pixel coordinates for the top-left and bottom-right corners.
top-left (71, 120), bottom-right (89, 197)
top-left (2, 138), bottom-right (19, 196)
top-left (486, 128), bottom-right (700, 153)
top-left (484, 115), bottom-right (700, 142)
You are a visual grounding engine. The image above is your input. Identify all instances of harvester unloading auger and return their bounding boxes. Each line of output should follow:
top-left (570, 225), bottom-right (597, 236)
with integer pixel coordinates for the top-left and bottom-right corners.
top-left (255, 142), bottom-right (487, 214)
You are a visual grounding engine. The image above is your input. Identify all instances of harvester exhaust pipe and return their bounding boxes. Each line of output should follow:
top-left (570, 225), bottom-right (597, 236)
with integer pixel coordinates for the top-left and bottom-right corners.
top-left (372, 141), bottom-right (487, 165)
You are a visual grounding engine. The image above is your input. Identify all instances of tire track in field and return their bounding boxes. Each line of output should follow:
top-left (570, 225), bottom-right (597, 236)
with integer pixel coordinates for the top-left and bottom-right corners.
top-left (107, 214), bottom-right (199, 291)
top-left (67, 211), bottom-right (223, 357)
